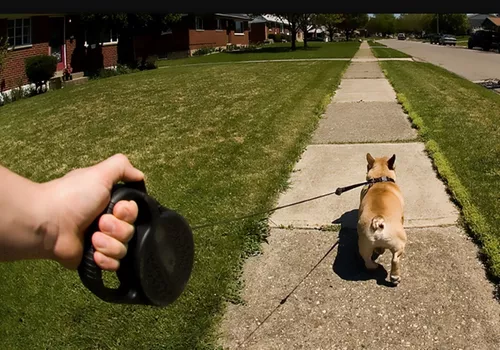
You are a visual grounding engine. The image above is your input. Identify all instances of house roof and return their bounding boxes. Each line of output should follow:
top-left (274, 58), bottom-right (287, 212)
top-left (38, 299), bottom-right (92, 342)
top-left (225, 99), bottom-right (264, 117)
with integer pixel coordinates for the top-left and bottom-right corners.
top-left (250, 14), bottom-right (290, 26)
top-left (468, 13), bottom-right (498, 27)
top-left (308, 25), bottom-right (328, 34)
top-left (215, 13), bottom-right (251, 21)
top-left (483, 16), bottom-right (500, 27)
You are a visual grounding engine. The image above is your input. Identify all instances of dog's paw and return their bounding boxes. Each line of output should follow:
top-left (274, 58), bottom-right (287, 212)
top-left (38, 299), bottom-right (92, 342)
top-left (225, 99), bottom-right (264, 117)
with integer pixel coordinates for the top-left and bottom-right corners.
top-left (390, 275), bottom-right (401, 285)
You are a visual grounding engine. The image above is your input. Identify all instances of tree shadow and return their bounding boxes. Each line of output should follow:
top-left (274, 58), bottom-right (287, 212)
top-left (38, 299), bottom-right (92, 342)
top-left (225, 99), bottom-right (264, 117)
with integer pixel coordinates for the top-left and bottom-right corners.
top-left (227, 46), bottom-right (321, 55)
top-left (331, 209), bottom-right (395, 287)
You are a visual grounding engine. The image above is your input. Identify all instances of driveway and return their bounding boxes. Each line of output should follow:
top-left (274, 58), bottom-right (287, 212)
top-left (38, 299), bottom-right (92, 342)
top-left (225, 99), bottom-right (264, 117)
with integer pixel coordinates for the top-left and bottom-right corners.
top-left (380, 39), bottom-right (500, 82)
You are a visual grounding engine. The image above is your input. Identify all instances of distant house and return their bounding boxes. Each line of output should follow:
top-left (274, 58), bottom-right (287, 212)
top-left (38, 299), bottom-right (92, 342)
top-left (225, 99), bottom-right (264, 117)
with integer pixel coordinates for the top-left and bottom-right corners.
top-left (0, 14), bottom-right (119, 92)
top-left (249, 14), bottom-right (304, 43)
top-left (307, 26), bottom-right (330, 42)
top-left (482, 16), bottom-right (500, 32)
top-left (468, 13), bottom-right (498, 33)
top-left (0, 13), bottom-right (251, 94)
top-left (137, 13), bottom-right (250, 59)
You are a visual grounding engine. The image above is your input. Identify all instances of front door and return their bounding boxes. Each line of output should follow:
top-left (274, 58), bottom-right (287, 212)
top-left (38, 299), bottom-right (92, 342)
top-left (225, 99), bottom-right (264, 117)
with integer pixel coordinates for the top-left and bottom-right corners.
top-left (48, 17), bottom-right (65, 71)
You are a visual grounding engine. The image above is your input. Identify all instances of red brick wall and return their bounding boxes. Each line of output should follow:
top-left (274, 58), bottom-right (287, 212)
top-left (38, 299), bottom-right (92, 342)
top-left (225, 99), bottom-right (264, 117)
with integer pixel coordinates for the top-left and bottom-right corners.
top-left (228, 30), bottom-right (249, 46)
top-left (189, 29), bottom-right (228, 49)
top-left (0, 16), bottom-right (51, 91)
top-left (1, 15), bottom-right (118, 91)
top-left (102, 45), bottom-right (117, 67)
top-left (249, 22), bottom-right (266, 43)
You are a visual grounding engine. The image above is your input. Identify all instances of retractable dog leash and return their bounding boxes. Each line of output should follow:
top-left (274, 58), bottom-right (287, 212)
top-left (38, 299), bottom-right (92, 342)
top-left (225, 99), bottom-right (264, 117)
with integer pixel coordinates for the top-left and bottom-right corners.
top-left (78, 180), bottom-right (194, 307)
top-left (78, 177), bottom-right (394, 307)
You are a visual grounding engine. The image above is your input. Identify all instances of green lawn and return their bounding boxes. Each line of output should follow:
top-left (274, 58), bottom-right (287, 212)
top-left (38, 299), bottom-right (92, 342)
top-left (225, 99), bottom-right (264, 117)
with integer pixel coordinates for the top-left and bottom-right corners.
top-left (371, 47), bottom-right (411, 58)
top-left (158, 41), bottom-right (360, 66)
top-left (381, 61), bottom-right (500, 280)
top-left (0, 60), bottom-right (349, 349)
top-left (367, 40), bottom-right (386, 47)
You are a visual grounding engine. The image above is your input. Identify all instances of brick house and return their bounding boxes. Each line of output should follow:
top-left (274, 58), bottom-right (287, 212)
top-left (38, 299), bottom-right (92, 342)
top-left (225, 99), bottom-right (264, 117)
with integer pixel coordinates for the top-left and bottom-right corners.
top-left (482, 16), bottom-right (500, 32)
top-left (1, 13), bottom-right (251, 94)
top-left (249, 14), bottom-right (304, 44)
top-left (0, 14), bottom-right (118, 92)
top-left (134, 13), bottom-right (251, 59)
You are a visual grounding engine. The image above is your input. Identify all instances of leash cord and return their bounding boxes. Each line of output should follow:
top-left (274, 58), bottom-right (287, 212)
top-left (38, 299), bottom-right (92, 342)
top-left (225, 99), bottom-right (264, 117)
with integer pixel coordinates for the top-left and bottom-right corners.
top-left (191, 178), bottom-right (385, 230)
top-left (191, 189), bottom-right (341, 230)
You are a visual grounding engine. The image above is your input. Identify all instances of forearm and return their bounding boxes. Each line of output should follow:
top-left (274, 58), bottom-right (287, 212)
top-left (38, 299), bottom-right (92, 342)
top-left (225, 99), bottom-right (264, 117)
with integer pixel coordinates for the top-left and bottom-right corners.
top-left (0, 165), bottom-right (54, 262)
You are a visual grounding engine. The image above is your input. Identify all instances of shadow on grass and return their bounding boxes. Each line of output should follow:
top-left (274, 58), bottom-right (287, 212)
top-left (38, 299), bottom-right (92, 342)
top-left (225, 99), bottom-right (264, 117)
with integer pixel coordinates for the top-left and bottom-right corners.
top-left (227, 46), bottom-right (321, 55)
top-left (331, 209), bottom-right (395, 287)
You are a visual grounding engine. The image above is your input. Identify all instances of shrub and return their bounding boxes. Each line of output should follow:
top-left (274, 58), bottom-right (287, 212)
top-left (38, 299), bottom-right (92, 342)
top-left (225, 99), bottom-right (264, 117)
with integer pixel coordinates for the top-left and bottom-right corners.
top-left (142, 55), bottom-right (158, 70)
top-left (192, 47), bottom-right (215, 56)
top-left (88, 64), bottom-right (140, 80)
top-left (24, 55), bottom-right (57, 93)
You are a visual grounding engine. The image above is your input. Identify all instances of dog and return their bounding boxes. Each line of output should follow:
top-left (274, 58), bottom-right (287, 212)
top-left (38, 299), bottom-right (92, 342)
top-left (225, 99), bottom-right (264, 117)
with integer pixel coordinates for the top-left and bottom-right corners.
top-left (357, 153), bottom-right (407, 285)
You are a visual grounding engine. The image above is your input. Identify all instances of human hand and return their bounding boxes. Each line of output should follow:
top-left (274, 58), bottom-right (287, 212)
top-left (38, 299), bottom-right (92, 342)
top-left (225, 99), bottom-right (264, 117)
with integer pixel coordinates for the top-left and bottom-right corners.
top-left (40, 154), bottom-right (144, 271)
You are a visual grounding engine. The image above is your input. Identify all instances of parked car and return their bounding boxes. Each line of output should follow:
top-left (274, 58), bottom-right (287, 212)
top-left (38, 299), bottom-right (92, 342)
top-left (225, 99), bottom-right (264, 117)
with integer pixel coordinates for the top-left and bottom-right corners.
top-left (397, 33), bottom-right (406, 40)
top-left (468, 30), bottom-right (500, 51)
top-left (429, 34), bottom-right (441, 44)
top-left (439, 34), bottom-right (456, 46)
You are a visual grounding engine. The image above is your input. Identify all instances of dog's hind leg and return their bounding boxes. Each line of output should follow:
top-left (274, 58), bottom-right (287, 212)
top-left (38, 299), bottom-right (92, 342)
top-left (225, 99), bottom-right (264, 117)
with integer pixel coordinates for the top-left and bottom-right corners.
top-left (359, 238), bottom-right (379, 270)
top-left (389, 248), bottom-right (404, 285)
top-left (371, 247), bottom-right (385, 261)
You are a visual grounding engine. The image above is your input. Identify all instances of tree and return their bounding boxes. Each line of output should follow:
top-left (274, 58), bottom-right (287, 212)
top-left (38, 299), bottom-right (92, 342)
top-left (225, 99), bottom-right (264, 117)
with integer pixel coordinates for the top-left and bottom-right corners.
top-left (315, 14), bottom-right (343, 41)
top-left (396, 14), bottom-right (433, 35)
top-left (366, 14), bottom-right (396, 36)
top-left (336, 14), bottom-right (369, 41)
top-left (272, 13), bottom-right (302, 50)
top-left (430, 14), bottom-right (469, 35)
top-left (297, 14), bottom-right (316, 48)
top-left (80, 13), bottom-right (182, 67)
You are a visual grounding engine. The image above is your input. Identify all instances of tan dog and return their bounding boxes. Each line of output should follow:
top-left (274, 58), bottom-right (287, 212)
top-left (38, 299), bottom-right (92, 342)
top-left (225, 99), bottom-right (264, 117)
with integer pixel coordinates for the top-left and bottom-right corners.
top-left (357, 153), bottom-right (407, 285)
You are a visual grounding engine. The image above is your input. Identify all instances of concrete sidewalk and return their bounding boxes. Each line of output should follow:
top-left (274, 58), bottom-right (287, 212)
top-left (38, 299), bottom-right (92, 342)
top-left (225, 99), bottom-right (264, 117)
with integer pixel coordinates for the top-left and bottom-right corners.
top-left (218, 41), bottom-right (500, 349)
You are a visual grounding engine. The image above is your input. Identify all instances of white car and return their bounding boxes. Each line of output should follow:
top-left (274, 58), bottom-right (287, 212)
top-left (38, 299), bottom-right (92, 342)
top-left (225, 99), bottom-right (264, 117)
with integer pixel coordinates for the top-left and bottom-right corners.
top-left (439, 34), bottom-right (457, 46)
top-left (397, 33), bottom-right (406, 40)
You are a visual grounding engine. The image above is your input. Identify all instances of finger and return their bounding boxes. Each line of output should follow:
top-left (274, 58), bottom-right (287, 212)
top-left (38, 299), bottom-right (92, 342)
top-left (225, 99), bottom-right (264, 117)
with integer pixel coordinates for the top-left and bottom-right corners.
top-left (113, 200), bottom-right (139, 225)
top-left (94, 251), bottom-right (120, 271)
top-left (92, 231), bottom-right (128, 260)
top-left (93, 153), bottom-right (145, 188)
top-left (98, 213), bottom-right (135, 243)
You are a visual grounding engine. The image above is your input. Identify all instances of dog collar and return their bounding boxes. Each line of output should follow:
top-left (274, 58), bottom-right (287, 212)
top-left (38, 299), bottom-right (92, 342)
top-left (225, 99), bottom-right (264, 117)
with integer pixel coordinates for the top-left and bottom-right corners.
top-left (335, 177), bottom-right (395, 196)
top-left (367, 176), bottom-right (395, 184)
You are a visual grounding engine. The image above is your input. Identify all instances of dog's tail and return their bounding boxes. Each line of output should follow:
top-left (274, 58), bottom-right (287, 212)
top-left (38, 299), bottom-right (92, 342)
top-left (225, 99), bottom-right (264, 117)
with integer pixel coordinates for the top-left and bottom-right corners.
top-left (371, 215), bottom-right (385, 231)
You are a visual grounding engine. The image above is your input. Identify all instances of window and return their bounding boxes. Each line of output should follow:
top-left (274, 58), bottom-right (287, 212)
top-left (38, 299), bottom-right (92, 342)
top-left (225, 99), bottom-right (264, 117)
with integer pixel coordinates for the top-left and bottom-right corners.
top-left (99, 29), bottom-right (118, 44)
top-left (216, 19), bottom-right (222, 30)
top-left (84, 29), bottom-right (118, 47)
top-left (195, 16), bottom-right (203, 30)
top-left (7, 18), bottom-right (31, 48)
top-left (235, 21), bottom-right (244, 34)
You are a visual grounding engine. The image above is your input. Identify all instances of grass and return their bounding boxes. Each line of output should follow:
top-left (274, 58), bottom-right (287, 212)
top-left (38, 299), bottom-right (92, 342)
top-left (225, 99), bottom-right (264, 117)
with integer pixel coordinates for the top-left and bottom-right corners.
top-left (371, 47), bottom-right (411, 58)
top-left (0, 60), bottom-right (349, 349)
top-left (381, 61), bottom-right (500, 280)
top-left (367, 40), bottom-right (386, 47)
top-left (158, 41), bottom-right (360, 66)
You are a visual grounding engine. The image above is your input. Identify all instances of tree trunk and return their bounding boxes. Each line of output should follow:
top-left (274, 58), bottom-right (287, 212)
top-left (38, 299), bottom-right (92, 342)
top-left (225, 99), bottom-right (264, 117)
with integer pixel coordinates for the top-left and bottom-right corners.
top-left (117, 28), bottom-right (136, 68)
top-left (345, 30), bottom-right (350, 41)
top-left (291, 23), bottom-right (297, 51)
top-left (328, 26), bottom-right (334, 42)
top-left (302, 25), bottom-right (308, 48)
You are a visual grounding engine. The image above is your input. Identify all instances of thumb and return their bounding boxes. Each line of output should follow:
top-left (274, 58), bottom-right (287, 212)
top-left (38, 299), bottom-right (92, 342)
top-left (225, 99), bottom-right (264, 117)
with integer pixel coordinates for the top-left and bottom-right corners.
top-left (93, 154), bottom-right (145, 188)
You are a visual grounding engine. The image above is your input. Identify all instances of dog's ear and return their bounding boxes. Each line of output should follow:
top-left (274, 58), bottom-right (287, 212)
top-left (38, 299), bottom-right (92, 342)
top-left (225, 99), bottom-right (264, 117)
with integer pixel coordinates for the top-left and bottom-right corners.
top-left (388, 154), bottom-right (396, 170)
top-left (366, 153), bottom-right (375, 169)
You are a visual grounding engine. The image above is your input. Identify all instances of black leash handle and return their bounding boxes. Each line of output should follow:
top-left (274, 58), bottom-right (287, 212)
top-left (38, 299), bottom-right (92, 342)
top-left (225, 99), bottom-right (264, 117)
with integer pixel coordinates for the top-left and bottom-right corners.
top-left (78, 181), bottom-right (152, 304)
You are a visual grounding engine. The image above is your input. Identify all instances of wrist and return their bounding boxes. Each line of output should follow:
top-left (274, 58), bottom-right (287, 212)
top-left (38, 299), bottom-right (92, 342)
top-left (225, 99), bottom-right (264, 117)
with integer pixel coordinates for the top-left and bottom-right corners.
top-left (0, 165), bottom-right (58, 262)
top-left (33, 182), bottom-right (59, 261)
